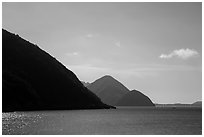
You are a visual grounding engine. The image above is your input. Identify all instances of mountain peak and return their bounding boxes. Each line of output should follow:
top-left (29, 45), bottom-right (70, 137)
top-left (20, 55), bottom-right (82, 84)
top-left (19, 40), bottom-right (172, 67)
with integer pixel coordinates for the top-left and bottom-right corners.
top-left (100, 75), bottom-right (115, 80)
top-left (91, 75), bottom-right (129, 91)
top-left (87, 75), bottom-right (129, 105)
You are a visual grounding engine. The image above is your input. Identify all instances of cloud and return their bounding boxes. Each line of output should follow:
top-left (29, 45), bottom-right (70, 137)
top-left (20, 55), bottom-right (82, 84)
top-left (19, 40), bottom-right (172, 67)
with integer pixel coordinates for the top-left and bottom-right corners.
top-left (86, 34), bottom-right (94, 38)
top-left (115, 41), bottom-right (121, 47)
top-left (66, 52), bottom-right (79, 56)
top-left (159, 48), bottom-right (199, 59)
top-left (73, 52), bottom-right (79, 56)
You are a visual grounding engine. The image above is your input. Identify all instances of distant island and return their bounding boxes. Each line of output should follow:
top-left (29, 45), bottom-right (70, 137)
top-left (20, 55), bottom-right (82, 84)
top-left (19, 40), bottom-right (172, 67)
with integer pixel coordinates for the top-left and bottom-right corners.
top-left (192, 101), bottom-right (202, 106)
top-left (155, 101), bottom-right (202, 107)
top-left (2, 29), bottom-right (115, 112)
top-left (87, 75), bottom-right (155, 107)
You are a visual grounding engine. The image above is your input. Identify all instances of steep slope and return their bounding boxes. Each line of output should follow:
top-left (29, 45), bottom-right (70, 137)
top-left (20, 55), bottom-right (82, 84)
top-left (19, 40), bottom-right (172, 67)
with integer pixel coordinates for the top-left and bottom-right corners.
top-left (116, 90), bottom-right (155, 106)
top-left (87, 75), bottom-right (129, 105)
top-left (2, 29), bottom-right (114, 112)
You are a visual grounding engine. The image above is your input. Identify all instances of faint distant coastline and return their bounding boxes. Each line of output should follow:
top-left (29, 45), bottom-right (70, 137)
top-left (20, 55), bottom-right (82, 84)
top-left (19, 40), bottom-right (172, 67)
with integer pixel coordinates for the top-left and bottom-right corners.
top-left (155, 101), bottom-right (202, 107)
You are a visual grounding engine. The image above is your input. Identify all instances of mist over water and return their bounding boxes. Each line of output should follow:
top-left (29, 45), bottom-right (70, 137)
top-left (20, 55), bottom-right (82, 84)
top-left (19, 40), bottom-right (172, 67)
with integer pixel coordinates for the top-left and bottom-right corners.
top-left (2, 107), bottom-right (202, 135)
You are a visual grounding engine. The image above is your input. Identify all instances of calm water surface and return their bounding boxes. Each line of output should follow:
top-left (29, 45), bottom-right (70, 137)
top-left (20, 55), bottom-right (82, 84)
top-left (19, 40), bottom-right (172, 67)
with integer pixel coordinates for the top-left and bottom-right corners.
top-left (2, 107), bottom-right (202, 135)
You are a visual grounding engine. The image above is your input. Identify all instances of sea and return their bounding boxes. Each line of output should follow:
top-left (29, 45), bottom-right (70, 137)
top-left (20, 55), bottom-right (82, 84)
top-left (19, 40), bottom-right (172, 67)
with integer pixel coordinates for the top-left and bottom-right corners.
top-left (2, 106), bottom-right (202, 135)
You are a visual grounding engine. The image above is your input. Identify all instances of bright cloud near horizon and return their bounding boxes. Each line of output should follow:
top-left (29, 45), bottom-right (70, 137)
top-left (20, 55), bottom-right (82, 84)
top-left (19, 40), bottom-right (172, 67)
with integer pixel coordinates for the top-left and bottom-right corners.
top-left (160, 48), bottom-right (199, 59)
top-left (2, 2), bottom-right (201, 104)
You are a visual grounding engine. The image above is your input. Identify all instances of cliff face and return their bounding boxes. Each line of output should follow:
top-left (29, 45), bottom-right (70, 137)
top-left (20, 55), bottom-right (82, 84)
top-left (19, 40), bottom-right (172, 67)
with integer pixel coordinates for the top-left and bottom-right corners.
top-left (116, 90), bottom-right (155, 106)
top-left (87, 75), bottom-right (129, 106)
top-left (2, 29), bottom-right (114, 112)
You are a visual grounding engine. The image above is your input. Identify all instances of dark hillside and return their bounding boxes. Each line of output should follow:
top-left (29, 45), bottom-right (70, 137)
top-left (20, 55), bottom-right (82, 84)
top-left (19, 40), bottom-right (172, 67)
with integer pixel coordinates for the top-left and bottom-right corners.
top-left (2, 29), bottom-right (114, 112)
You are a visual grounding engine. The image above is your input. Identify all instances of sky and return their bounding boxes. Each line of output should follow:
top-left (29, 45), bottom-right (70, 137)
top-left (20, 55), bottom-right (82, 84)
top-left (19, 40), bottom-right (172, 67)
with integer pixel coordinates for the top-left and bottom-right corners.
top-left (2, 2), bottom-right (202, 104)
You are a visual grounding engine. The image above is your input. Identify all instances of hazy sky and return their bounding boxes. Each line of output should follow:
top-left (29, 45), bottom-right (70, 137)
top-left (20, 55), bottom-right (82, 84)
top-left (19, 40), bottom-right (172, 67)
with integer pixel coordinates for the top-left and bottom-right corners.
top-left (3, 2), bottom-right (202, 104)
